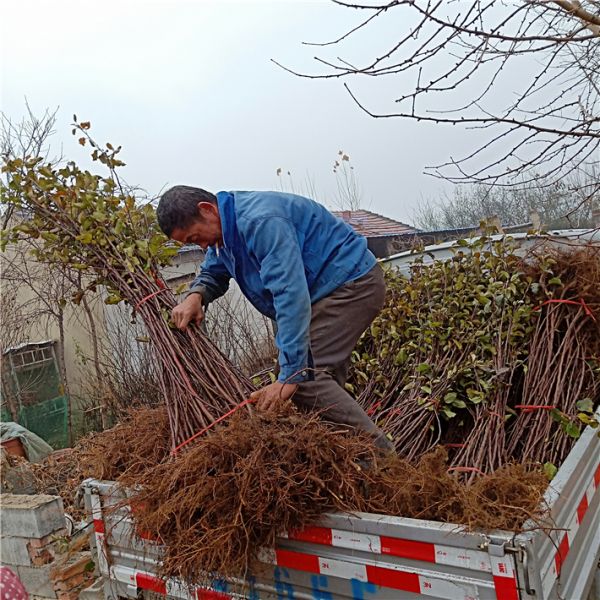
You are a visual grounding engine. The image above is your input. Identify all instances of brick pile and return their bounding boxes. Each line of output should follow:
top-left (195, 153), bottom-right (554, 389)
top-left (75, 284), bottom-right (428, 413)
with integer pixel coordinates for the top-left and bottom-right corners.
top-left (0, 494), bottom-right (95, 599)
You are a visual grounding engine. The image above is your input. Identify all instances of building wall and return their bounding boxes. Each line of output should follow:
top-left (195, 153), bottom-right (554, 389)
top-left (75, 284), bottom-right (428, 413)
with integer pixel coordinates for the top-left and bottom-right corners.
top-left (1, 245), bottom-right (108, 400)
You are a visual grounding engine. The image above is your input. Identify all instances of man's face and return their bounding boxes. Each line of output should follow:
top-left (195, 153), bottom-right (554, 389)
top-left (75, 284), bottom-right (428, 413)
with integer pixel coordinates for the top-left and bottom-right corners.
top-left (170, 202), bottom-right (222, 250)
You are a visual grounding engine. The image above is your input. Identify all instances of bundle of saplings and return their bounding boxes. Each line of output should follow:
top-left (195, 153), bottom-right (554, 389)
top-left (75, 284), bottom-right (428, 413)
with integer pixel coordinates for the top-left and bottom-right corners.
top-left (349, 239), bottom-right (600, 476)
top-left (1, 123), bottom-right (254, 449)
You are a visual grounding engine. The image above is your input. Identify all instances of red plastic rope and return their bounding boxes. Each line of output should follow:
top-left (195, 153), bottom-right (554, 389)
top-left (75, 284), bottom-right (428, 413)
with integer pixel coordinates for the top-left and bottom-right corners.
top-left (514, 404), bottom-right (555, 413)
top-left (366, 401), bottom-right (382, 416)
top-left (534, 298), bottom-right (596, 321)
top-left (135, 273), bottom-right (169, 310)
top-left (135, 288), bottom-right (168, 310)
top-left (171, 397), bottom-right (256, 455)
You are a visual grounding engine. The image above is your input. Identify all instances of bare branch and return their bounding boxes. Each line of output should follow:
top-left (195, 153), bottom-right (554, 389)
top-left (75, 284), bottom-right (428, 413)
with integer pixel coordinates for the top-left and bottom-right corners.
top-left (279, 0), bottom-right (600, 187)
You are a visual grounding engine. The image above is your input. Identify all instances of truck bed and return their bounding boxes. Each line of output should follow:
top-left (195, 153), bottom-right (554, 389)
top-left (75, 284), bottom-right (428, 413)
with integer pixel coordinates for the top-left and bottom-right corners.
top-left (82, 414), bottom-right (599, 600)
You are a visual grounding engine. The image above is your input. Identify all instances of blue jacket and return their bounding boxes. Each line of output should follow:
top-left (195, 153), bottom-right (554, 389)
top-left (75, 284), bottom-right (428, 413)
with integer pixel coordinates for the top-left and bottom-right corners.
top-left (189, 191), bottom-right (376, 383)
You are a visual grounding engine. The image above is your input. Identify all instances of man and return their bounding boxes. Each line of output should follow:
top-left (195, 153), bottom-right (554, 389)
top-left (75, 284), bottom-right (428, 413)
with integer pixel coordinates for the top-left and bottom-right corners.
top-left (157, 186), bottom-right (393, 450)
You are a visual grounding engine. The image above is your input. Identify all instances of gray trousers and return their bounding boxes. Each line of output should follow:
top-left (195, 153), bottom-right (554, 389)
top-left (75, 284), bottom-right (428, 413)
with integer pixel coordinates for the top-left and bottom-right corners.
top-left (292, 264), bottom-right (394, 451)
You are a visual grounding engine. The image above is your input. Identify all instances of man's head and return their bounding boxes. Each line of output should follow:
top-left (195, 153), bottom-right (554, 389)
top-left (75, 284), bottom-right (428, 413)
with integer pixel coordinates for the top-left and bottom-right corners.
top-left (157, 185), bottom-right (222, 249)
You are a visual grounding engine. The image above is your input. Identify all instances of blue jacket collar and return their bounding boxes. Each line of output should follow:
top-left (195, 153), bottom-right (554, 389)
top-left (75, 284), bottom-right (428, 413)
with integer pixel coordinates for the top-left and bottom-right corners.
top-left (216, 191), bottom-right (235, 249)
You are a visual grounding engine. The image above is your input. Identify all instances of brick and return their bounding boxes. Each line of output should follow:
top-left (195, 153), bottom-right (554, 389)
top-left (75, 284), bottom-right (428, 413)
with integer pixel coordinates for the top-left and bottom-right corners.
top-left (15, 563), bottom-right (58, 598)
top-left (57, 592), bottom-right (82, 600)
top-left (53, 571), bottom-right (92, 592)
top-left (29, 545), bottom-right (55, 566)
top-left (50, 552), bottom-right (93, 582)
top-left (1, 531), bottom-right (68, 567)
top-left (1, 494), bottom-right (65, 538)
top-left (28, 529), bottom-right (69, 549)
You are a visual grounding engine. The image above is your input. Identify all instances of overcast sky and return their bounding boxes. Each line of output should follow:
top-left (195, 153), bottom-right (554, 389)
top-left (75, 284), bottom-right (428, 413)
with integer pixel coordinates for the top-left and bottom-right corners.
top-left (1, 0), bottom-right (499, 224)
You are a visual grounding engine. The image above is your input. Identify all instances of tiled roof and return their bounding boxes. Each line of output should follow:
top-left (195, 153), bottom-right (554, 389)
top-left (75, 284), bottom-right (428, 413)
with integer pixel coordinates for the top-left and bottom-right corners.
top-left (332, 209), bottom-right (419, 238)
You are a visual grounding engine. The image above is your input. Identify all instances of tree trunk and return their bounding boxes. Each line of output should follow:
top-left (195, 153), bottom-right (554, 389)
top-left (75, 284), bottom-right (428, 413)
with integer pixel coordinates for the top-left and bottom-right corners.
top-left (56, 307), bottom-right (72, 445)
top-left (81, 296), bottom-right (107, 429)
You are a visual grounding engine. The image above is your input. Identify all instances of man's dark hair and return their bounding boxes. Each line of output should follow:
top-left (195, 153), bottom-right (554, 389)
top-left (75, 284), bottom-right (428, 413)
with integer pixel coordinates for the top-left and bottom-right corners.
top-left (156, 185), bottom-right (217, 236)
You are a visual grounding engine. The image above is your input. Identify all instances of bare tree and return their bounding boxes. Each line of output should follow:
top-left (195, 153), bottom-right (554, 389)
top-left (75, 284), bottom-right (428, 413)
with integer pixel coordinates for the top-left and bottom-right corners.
top-left (1, 106), bottom-right (98, 441)
top-left (415, 167), bottom-right (597, 230)
top-left (1, 104), bottom-right (59, 229)
top-left (1, 246), bottom-right (80, 440)
top-left (278, 1), bottom-right (600, 199)
top-left (74, 303), bottom-right (163, 432)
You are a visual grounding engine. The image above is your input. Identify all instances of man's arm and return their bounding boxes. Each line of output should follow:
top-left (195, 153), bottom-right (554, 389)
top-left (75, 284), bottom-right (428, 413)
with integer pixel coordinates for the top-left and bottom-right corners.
top-left (242, 216), bottom-right (312, 385)
top-left (187, 247), bottom-right (231, 305)
top-left (172, 247), bottom-right (231, 330)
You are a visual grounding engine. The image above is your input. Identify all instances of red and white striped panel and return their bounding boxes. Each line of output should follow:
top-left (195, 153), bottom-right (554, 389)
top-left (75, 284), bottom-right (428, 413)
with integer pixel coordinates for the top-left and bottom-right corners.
top-left (541, 461), bottom-right (600, 598)
top-left (281, 526), bottom-right (517, 600)
top-left (94, 502), bottom-right (517, 599)
top-left (110, 565), bottom-right (232, 600)
top-left (285, 526), bottom-right (492, 572)
top-left (259, 546), bottom-right (510, 600)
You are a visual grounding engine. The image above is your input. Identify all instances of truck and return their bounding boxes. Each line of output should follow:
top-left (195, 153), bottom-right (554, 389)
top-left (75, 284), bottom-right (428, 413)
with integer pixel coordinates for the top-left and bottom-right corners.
top-left (82, 407), bottom-right (598, 600)
top-left (81, 230), bottom-right (600, 599)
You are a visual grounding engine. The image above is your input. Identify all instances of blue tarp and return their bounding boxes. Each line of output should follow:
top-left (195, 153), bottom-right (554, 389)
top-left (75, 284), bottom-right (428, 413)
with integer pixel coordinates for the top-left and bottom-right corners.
top-left (0, 421), bottom-right (54, 462)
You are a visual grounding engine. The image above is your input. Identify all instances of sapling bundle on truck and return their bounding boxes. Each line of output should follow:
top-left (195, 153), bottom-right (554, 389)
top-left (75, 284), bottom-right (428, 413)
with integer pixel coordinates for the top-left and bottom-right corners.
top-left (349, 238), bottom-right (600, 476)
top-left (74, 234), bottom-right (600, 600)
top-left (75, 233), bottom-right (599, 599)
top-left (1, 120), bottom-right (254, 449)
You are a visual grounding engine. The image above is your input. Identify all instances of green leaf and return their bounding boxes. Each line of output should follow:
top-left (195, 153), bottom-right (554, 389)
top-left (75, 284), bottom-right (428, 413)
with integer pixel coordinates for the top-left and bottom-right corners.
top-left (441, 406), bottom-right (457, 419)
top-left (416, 363), bottom-right (431, 373)
top-left (543, 462), bottom-right (558, 481)
top-left (466, 388), bottom-right (484, 404)
top-left (564, 421), bottom-right (580, 439)
top-left (77, 232), bottom-right (93, 244)
top-left (550, 408), bottom-right (564, 424)
top-left (577, 413), bottom-right (596, 426)
top-left (394, 348), bottom-right (408, 365)
top-left (576, 398), bottom-right (594, 414)
top-left (548, 277), bottom-right (562, 285)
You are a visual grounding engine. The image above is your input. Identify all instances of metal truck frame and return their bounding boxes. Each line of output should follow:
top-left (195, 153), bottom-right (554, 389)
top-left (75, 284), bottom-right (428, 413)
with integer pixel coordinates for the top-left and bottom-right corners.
top-left (82, 413), bottom-right (599, 600)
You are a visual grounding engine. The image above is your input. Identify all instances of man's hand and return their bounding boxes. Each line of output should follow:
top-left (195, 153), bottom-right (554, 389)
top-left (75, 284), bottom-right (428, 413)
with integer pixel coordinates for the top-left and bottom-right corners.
top-left (172, 293), bottom-right (204, 330)
top-left (250, 381), bottom-right (298, 413)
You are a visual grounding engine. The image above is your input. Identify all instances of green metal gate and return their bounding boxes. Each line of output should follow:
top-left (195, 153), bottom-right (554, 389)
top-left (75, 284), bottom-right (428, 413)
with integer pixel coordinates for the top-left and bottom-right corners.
top-left (1, 341), bottom-right (69, 449)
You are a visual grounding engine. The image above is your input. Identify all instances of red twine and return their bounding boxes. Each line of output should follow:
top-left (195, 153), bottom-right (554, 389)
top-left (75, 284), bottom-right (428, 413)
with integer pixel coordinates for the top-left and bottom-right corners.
top-left (534, 298), bottom-right (596, 322)
top-left (367, 401), bottom-right (382, 416)
top-left (135, 273), bottom-right (169, 310)
top-left (514, 404), bottom-right (555, 413)
top-left (171, 397), bottom-right (256, 455)
top-left (135, 288), bottom-right (168, 310)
